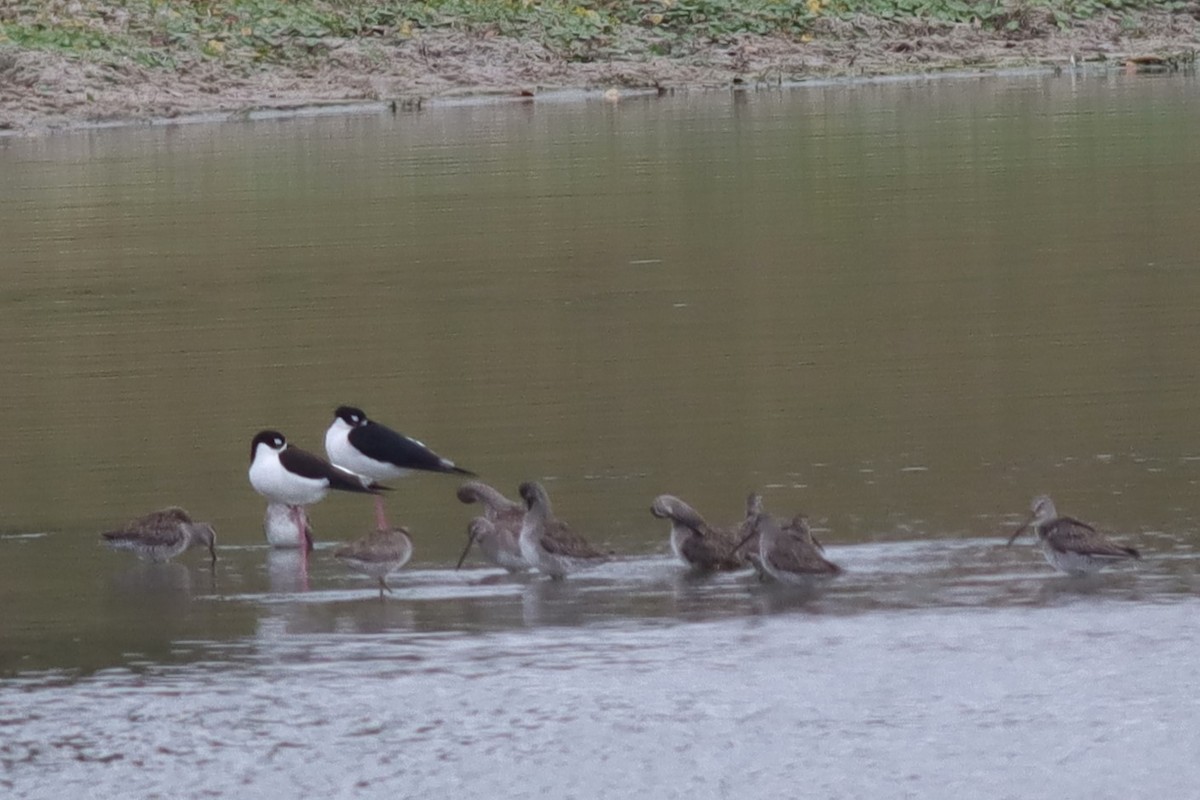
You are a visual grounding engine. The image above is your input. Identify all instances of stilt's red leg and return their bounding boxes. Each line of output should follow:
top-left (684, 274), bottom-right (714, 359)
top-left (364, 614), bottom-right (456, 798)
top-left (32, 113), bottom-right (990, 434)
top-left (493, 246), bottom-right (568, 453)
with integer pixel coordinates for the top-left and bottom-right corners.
top-left (294, 506), bottom-right (313, 554)
top-left (374, 495), bottom-right (389, 532)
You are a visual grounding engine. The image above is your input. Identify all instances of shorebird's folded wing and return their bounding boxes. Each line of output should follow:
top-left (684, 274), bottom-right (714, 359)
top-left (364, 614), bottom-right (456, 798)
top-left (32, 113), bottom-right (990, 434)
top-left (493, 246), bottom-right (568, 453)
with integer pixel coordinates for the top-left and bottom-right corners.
top-left (1046, 517), bottom-right (1139, 559)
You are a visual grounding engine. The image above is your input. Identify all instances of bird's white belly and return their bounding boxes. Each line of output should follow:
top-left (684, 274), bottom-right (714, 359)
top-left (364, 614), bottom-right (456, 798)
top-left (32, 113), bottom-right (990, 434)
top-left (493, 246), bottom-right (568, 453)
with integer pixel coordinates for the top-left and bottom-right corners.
top-left (263, 504), bottom-right (307, 548)
top-left (480, 535), bottom-right (530, 572)
top-left (495, 549), bottom-right (531, 572)
top-left (669, 527), bottom-right (689, 565)
top-left (249, 459), bottom-right (327, 505)
top-left (1042, 545), bottom-right (1103, 576)
top-left (518, 521), bottom-right (542, 571)
top-left (339, 557), bottom-right (398, 579)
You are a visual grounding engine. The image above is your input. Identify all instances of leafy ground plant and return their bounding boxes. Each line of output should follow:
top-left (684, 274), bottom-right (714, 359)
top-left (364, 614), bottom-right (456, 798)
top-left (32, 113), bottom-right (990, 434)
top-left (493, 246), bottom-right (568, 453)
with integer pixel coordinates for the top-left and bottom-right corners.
top-left (2, 0), bottom-right (1188, 69)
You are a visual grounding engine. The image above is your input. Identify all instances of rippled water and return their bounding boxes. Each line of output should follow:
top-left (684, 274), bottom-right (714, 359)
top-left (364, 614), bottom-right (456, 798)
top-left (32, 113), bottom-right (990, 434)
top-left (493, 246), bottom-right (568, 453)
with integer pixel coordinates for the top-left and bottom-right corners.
top-left (5, 541), bottom-right (1200, 798)
top-left (3, 71), bottom-right (1200, 797)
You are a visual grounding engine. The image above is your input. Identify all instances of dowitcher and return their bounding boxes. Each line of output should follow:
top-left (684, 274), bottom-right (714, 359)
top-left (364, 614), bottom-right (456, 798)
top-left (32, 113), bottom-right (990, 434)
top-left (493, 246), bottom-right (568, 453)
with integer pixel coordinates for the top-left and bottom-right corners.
top-left (737, 494), bottom-right (826, 579)
top-left (456, 517), bottom-right (528, 572)
top-left (334, 526), bottom-right (414, 598)
top-left (325, 405), bottom-right (473, 530)
top-left (735, 512), bottom-right (841, 584)
top-left (1006, 494), bottom-right (1140, 575)
top-left (650, 494), bottom-right (744, 571)
top-left (100, 507), bottom-right (216, 564)
top-left (517, 481), bottom-right (607, 580)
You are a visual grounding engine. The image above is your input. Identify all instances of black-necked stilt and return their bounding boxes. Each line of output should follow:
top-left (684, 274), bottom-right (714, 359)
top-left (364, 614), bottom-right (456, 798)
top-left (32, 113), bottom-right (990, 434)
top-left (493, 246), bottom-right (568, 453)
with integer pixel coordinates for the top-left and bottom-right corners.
top-left (248, 430), bottom-right (386, 545)
top-left (100, 507), bottom-right (217, 564)
top-left (734, 511), bottom-right (841, 584)
top-left (334, 526), bottom-right (414, 598)
top-left (650, 495), bottom-right (746, 572)
top-left (517, 481), bottom-right (607, 580)
top-left (1006, 494), bottom-right (1141, 575)
top-left (324, 405), bottom-right (474, 530)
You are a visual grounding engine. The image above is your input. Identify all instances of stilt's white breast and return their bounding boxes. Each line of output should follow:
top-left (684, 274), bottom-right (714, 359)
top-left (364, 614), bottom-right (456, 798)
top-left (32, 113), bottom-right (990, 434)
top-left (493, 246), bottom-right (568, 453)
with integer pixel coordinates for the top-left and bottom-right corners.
top-left (325, 418), bottom-right (408, 482)
top-left (249, 444), bottom-right (328, 505)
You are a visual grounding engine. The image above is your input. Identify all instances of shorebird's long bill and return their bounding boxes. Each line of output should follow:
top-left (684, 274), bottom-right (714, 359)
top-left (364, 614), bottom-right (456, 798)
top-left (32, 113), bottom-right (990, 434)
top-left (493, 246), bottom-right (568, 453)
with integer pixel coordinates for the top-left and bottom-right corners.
top-left (1006, 516), bottom-right (1034, 546)
top-left (454, 530), bottom-right (479, 570)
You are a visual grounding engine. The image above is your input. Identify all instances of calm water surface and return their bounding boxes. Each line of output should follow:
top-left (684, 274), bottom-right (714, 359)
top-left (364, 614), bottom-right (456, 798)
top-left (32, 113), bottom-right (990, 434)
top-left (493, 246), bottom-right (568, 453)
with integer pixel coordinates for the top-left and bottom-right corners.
top-left (2, 72), bottom-right (1200, 798)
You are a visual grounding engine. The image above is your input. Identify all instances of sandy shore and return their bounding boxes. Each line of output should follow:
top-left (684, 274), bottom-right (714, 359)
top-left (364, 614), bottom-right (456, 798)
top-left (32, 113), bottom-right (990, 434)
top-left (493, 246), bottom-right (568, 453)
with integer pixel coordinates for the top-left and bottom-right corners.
top-left (1, 8), bottom-right (1196, 134)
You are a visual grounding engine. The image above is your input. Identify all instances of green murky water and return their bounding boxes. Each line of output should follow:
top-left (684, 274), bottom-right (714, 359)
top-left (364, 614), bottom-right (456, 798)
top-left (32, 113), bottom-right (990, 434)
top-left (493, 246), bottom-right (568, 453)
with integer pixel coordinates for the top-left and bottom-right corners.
top-left (2, 72), bottom-right (1199, 798)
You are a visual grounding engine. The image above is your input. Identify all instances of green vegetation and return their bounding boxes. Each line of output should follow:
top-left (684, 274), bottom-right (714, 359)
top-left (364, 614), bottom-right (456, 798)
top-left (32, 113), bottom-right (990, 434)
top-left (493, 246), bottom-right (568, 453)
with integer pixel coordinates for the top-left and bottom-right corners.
top-left (0, 0), bottom-right (1190, 68)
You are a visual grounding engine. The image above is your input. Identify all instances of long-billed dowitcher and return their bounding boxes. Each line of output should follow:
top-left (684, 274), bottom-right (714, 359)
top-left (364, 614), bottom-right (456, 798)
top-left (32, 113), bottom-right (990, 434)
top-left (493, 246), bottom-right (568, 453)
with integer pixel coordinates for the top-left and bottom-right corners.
top-left (249, 430), bottom-right (387, 543)
top-left (735, 512), bottom-right (841, 584)
top-left (454, 481), bottom-right (528, 571)
top-left (263, 502), bottom-right (313, 551)
top-left (100, 507), bottom-right (216, 564)
top-left (1006, 494), bottom-right (1141, 575)
top-left (650, 495), bottom-right (745, 571)
top-left (737, 494), bottom-right (827, 578)
top-left (517, 481), bottom-right (607, 580)
top-left (455, 517), bottom-right (529, 572)
top-left (325, 405), bottom-right (474, 530)
top-left (457, 481), bottom-right (524, 525)
top-left (334, 526), bottom-right (414, 598)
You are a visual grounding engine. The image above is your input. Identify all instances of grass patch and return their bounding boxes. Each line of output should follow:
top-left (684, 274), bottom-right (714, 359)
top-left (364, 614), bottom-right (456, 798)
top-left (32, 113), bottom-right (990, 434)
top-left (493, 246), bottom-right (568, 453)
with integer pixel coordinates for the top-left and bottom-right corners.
top-left (0, 0), bottom-right (1191, 68)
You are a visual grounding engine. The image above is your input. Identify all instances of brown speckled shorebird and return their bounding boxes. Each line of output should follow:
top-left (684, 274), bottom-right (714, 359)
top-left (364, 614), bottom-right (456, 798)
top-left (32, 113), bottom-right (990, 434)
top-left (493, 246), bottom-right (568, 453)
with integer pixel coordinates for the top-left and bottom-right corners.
top-left (735, 512), bottom-right (841, 584)
top-left (334, 526), bottom-right (414, 598)
top-left (517, 481), bottom-right (607, 580)
top-left (1006, 494), bottom-right (1140, 576)
top-left (455, 481), bottom-right (528, 571)
top-left (738, 494), bottom-right (826, 579)
top-left (100, 507), bottom-right (216, 564)
top-left (456, 517), bottom-right (529, 572)
top-left (650, 495), bottom-right (745, 572)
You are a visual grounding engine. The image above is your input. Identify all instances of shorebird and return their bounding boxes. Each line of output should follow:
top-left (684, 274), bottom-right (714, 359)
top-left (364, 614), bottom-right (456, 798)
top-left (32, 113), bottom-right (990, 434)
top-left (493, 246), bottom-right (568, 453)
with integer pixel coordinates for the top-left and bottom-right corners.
top-left (517, 481), bottom-right (607, 580)
top-left (325, 405), bottom-right (474, 530)
top-left (334, 526), bottom-right (414, 598)
top-left (734, 512), bottom-right (841, 584)
top-left (455, 481), bottom-right (527, 571)
top-left (248, 430), bottom-right (387, 545)
top-left (736, 494), bottom-right (827, 578)
top-left (650, 495), bottom-right (745, 571)
top-left (455, 517), bottom-right (529, 572)
top-left (1006, 494), bottom-right (1141, 575)
top-left (263, 502), bottom-right (313, 551)
top-left (100, 507), bottom-right (216, 564)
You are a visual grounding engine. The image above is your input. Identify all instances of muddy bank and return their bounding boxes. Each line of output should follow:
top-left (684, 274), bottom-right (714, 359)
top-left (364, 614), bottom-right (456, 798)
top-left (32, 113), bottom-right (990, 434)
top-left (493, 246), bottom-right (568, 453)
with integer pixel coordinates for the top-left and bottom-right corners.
top-left (1, 9), bottom-right (1197, 133)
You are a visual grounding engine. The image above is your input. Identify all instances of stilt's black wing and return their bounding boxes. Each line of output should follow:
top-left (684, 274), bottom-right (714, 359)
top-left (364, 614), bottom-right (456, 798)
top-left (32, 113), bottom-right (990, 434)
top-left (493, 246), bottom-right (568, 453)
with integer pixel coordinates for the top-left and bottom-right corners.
top-left (280, 446), bottom-right (386, 493)
top-left (349, 421), bottom-right (474, 476)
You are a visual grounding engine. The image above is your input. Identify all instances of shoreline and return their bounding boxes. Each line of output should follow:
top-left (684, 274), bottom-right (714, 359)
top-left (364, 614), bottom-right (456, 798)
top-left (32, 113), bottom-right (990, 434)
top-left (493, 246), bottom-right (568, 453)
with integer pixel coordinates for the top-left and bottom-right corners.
top-left (0, 63), bottom-right (1148, 139)
top-left (1, 6), bottom-right (1197, 136)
